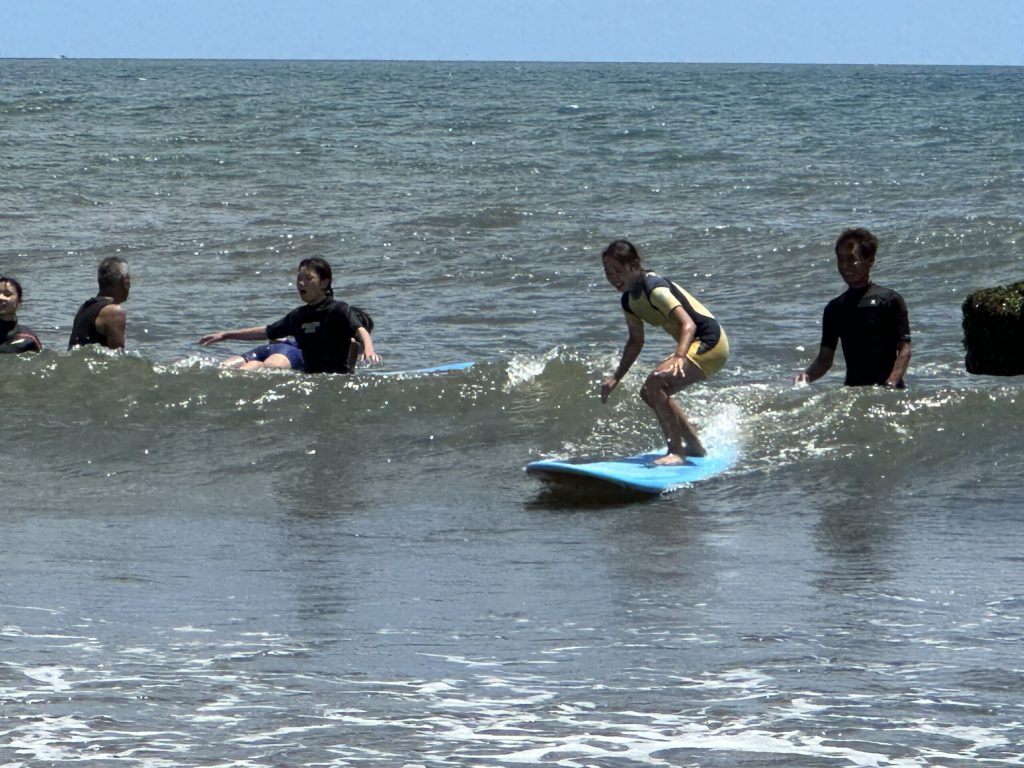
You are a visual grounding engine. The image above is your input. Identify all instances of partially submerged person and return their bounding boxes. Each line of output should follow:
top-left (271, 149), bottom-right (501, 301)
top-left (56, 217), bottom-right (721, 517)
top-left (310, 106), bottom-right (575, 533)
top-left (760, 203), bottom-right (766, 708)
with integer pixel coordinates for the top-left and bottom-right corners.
top-left (198, 257), bottom-right (380, 373)
top-left (0, 276), bottom-right (43, 354)
top-left (68, 256), bottom-right (131, 350)
top-left (600, 240), bottom-right (729, 464)
top-left (796, 228), bottom-right (911, 388)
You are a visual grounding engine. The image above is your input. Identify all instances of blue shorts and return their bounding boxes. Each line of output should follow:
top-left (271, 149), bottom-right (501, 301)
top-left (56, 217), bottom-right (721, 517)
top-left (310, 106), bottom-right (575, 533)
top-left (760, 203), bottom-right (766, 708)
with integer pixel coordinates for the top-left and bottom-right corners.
top-left (242, 340), bottom-right (304, 370)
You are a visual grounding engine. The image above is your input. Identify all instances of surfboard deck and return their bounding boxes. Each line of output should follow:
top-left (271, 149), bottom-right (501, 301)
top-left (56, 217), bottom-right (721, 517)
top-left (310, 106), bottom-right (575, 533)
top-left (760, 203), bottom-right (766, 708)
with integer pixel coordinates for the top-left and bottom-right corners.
top-left (369, 361), bottom-right (475, 377)
top-left (526, 445), bottom-right (737, 495)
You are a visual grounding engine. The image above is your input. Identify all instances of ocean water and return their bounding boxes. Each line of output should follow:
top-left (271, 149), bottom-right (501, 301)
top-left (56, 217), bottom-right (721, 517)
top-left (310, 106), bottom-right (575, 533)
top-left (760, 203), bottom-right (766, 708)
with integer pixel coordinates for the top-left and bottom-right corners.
top-left (2, 59), bottom-right (1023, 766)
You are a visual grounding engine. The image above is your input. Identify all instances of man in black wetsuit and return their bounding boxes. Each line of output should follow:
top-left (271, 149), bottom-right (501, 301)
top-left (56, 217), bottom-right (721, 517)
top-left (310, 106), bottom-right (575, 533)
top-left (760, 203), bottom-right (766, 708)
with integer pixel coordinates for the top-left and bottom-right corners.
top-left (68, 257), bottom-right (131, 350)
top-left (796, 228), bottom-right (911, 388)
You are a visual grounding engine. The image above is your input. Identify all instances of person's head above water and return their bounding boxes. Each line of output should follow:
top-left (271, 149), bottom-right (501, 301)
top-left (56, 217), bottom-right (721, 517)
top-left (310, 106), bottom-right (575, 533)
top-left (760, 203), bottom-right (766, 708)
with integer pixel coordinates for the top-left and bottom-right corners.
top-left (296, 257), bottom-right (334, 303)
top-left (0, 275), bottom-right (24, 319)
top-left (97, 257), bottom-right (131, 301)
top-left (601, 240), bottom-right (644, 293)
top-left (834, 228), bottom-right (878, 289)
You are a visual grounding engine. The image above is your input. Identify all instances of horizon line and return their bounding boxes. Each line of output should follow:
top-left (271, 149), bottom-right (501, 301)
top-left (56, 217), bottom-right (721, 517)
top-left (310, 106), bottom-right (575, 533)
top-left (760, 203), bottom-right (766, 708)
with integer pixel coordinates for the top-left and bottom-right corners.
top-left (2, 55), bottom-right (1022, 68)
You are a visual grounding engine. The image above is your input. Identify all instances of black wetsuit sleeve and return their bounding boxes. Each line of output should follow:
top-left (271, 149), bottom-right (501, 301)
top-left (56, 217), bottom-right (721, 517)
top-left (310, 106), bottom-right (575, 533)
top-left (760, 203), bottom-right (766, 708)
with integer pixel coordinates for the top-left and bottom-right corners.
top-left (265, 311), bottom-right (295, 340)
top-left (893, 293), bottom-right (911, 342)
top-left (0, 331), bottom-right (42, 354)
top-left (820, 300), bottom-right (840, 350)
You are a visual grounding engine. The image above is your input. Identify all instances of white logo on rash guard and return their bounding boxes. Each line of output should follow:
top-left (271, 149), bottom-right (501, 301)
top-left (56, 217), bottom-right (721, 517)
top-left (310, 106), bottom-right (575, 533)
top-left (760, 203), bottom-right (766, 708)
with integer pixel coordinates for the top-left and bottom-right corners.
top-left (301, 321), bottom-right (321, 334)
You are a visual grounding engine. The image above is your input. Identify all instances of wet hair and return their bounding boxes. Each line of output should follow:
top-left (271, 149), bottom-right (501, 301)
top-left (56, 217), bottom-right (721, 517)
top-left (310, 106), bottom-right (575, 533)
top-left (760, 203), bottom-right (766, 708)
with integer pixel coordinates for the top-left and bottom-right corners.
top-left (298, 257), bottom-right (334, 298)
top-left (97, 257), bottom-right (130, 289)
top-left (835, 228), bottom-right (878, 261)
top-left (0, 275), bottom-right (24, 303)
top-left (602, 239), bottom-right (642, 267)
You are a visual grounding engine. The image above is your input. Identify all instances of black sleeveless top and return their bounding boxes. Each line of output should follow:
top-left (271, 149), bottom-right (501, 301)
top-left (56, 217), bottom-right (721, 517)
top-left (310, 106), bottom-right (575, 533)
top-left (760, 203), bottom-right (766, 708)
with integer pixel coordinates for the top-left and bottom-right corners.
top-left (68, 297), bottom-right (114, 349)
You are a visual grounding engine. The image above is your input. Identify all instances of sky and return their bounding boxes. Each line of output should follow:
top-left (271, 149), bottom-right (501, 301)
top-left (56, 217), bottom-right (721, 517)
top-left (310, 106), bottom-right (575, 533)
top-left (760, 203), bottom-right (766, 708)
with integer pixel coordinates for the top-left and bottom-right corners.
top-left (2, 0), bottom-right (1022, 65)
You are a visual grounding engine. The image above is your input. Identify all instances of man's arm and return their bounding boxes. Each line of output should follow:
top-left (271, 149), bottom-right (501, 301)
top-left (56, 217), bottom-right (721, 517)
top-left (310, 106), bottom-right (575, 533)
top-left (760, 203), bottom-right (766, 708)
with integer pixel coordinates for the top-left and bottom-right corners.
top-left (95, 303), bottom-right (127, 350)
top-left (885, 340), bottom-right (911, 387)
top-left (796, 345), bottom-right (836, 384)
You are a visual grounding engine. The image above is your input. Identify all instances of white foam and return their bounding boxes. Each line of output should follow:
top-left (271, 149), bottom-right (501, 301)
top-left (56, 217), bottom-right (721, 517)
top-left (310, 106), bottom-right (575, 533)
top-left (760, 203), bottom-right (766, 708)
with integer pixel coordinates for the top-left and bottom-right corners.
top-left (22, 666), bottom-right (73, 692)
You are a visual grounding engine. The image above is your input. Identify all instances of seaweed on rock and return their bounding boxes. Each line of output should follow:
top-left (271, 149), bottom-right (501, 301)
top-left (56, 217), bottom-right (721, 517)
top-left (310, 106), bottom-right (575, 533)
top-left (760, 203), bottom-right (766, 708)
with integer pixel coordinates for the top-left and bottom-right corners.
top-left (963, 280), bottom-right (1024, 376)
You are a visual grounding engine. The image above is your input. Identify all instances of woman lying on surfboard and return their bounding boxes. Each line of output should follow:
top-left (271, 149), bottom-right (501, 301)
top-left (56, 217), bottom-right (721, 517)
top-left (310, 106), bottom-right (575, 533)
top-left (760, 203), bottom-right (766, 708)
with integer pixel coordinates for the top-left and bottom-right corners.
top-left (600, 240), bottom-right (729, 464)
top-left (198, 257), bottom-right (380, 373)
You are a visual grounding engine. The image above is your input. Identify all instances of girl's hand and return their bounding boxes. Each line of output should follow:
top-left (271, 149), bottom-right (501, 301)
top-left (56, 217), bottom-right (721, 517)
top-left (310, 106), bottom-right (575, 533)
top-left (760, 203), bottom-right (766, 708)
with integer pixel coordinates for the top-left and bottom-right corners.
top-left (600, 377), bottom-right (619, 403)
top-left (198, 332), bottom-right (225, 346)
top-left (655, 352), bottom-right (686, 377)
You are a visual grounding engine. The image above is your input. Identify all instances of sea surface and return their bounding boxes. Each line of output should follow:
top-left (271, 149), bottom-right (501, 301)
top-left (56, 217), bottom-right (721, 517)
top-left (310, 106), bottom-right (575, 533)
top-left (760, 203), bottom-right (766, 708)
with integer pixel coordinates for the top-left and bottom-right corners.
top-left (2, 59), bottom-right (1023, 766)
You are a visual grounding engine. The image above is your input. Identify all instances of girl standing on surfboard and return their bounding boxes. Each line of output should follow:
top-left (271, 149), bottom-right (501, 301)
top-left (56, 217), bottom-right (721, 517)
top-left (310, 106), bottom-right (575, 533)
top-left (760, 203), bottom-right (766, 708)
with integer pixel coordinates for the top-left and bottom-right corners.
top-left (600, 240), bottom-right (728, 464)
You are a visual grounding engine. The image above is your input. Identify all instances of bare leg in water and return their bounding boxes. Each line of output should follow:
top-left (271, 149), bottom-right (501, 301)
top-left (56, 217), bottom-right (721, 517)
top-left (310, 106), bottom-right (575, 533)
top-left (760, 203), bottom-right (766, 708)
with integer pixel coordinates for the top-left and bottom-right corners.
top-left (640, 355), bottom-right (707, 464)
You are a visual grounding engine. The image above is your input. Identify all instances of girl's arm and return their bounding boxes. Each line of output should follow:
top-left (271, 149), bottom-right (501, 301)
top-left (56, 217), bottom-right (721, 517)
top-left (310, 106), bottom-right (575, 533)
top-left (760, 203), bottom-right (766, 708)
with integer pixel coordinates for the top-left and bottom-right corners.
top-left (198, 326), bottom-right (269, 346)
top-left (601, 316), bottom-right (644, 402)
top-left (655, 306), bottom-right (697, 376)
top-left (354, 326), bottom-right (381, 364)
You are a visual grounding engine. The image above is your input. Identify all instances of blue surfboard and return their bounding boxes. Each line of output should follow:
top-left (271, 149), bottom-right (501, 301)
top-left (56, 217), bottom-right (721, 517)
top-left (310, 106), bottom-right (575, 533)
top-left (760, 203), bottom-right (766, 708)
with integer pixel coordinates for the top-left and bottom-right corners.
top-left (526, 444), bottom-right (737, 495)
top-left (369, 361), bottom-right (475, 377)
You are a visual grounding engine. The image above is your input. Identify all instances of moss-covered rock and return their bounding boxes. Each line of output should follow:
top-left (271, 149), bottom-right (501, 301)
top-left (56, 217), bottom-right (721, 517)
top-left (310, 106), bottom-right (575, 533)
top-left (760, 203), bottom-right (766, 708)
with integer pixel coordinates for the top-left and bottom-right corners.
top-left (963, 280), bottom-right (1024, 375)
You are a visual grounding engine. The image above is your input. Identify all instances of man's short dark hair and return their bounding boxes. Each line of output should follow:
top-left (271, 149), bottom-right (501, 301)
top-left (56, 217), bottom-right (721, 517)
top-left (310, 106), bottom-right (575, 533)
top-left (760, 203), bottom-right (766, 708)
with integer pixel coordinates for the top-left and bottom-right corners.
top-left (835, 228), bottom-right (878, 261)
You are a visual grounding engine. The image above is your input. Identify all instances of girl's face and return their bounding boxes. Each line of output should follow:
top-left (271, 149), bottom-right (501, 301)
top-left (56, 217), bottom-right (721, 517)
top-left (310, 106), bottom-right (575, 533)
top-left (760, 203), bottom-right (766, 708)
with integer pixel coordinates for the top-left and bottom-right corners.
top-left (602, 256), bottom-right (643, 292)
top-left (0, 281), bottom-right (21, 319)
top-left (296, 266), bottom-right (329, 304)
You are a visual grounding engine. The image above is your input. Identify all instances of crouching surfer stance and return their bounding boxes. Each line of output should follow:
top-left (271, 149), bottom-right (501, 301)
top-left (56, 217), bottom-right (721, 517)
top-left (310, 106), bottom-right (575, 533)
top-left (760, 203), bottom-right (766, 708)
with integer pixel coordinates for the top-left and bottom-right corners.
top-left (198, 257), bottom-right (380, 373)
top-left (600, 240), bottom-right (728, 464)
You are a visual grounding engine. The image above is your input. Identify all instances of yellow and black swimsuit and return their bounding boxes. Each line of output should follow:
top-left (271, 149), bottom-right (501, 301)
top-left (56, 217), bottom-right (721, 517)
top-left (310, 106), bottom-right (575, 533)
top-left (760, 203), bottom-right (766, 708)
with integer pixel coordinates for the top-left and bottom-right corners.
top-left (622, 272), bottom-right (729, 376)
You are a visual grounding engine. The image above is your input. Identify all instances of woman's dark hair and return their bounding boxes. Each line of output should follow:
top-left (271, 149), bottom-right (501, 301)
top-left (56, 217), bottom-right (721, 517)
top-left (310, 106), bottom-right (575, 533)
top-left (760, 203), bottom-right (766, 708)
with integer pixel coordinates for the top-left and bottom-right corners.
top-left (602, 239), bottom-right (642, 266)
top-left (299, 257), bottom-right (334, 298)
top-left (0, 275), bottom-right (24, 303)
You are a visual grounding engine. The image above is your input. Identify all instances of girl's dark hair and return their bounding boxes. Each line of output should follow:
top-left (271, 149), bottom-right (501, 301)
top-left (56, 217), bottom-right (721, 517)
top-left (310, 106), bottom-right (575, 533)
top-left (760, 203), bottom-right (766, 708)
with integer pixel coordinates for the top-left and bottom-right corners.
top-left (602, 239), bottom-right (642, 266)
top-left (0, 275), bottom-right (24, 303)
top-left (299, 257), bottom-right (334, 298)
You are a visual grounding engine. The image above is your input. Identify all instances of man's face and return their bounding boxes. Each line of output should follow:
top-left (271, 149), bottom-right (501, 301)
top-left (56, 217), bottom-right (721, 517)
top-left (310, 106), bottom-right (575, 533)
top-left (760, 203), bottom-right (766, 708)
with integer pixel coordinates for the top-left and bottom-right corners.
top-left (835, 242), bottom-right (873, 288)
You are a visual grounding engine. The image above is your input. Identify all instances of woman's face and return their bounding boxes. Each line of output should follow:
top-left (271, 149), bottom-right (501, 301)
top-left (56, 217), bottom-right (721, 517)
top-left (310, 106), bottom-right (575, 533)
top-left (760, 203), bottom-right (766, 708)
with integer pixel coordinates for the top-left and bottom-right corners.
top-left (296, 266), bottom-right (329, 304)
top-left (0, 281), bottom-right (21, 319)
